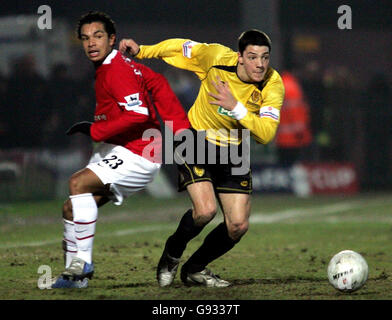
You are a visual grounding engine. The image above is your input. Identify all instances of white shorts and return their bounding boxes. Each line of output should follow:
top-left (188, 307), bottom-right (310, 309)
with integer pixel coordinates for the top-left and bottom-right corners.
top-left (86, 143), bottom-right (161, 205)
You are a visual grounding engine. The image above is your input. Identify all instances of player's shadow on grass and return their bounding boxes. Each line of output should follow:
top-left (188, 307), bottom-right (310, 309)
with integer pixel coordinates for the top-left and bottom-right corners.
top-left (106, 277), bottom-right (326, 289)
top-left (231, 278), bottom-right (374, 297)
top-left (108, 277), bottom-right (326, 289)
top-left (107, 282), bottom-right (152, 289)
top-left (231, 276), bottom-right (326, 286)
top-left (107, 282), bottom-right (187, 289)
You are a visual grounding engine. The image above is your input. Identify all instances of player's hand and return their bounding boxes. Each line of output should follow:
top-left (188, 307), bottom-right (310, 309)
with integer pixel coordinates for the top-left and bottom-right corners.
top-left (66, 121), bottom-right (92, 136)
top-left (119, 38), bottom-right (140, 56)
top-left (208, 76), bottom-right (237, 111)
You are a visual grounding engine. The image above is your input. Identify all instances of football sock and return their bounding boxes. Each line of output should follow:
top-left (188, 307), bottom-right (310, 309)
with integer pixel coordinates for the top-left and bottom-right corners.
top-left (62, 219), bottom-right (77, 268)
top-left (166, 209), bottom-right (204, 259)
top-left (183, 222), bottom-right (239, 273)
top-left (70, 193), bottom-right (97, 265)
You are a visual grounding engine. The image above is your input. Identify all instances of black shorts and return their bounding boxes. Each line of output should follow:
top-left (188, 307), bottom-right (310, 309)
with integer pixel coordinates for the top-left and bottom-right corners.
top-left (174, 129), bottom-right (252, 194)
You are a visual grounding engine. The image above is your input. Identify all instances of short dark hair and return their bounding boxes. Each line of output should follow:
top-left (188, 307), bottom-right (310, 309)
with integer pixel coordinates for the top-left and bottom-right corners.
top-left (238, 29), bottom-right (271, 54)
top-left (76, 11), bottom-right (116, 40)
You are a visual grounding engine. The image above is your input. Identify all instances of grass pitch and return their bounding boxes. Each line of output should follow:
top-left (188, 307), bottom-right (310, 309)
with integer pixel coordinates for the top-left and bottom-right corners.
top-left (1, 192), bottom-right (391, 303)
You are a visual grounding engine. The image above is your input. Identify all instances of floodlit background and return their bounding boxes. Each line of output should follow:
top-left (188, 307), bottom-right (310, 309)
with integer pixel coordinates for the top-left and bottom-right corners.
top-left (0, 0), bottom-right (391, 201)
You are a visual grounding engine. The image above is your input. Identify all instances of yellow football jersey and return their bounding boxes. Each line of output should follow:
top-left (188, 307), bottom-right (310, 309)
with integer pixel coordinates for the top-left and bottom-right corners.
top-left (137, 39), bottom-right (285, 146)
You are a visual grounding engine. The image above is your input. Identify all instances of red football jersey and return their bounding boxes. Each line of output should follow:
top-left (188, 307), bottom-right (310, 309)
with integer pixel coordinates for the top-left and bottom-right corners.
top-left (90, 49), bottom-right (190, 161)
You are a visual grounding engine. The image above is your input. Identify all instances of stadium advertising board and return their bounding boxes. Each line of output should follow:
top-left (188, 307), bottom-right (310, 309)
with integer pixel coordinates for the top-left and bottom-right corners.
top-left (252, 162), bottom-right (358, 196)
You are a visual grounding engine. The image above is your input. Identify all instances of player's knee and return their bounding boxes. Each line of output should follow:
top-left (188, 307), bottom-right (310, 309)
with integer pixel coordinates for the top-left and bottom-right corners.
top-left (68, 172), bottom-right (87, 195)
top-left (193, 204), bottom-right (217, 226)
top-left (227, 221), bottom-right (249, 241)
top-left (62, 199), bottom-right (73, 221)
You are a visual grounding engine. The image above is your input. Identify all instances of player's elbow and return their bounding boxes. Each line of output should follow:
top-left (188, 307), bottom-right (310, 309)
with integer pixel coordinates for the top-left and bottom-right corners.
top-left (253, 122), bottom-right (279, 144)
top-left (90, 133), bottom-right (103, 142)
top-left (90, 126), bottom-right (107, 142)
top-left (253, 132), bottom-right (276, 145)
top-left (151, 72), bottom-right (167, 84)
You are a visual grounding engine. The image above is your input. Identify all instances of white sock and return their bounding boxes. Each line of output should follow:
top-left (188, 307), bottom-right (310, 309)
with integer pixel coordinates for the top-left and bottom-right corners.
top-left (70, 193), bottom-right (98, 265)
top-left (63, 219), bottom-right (77, 268)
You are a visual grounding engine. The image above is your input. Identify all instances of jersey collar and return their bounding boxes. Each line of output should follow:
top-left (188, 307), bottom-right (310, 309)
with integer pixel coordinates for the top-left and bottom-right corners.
top-left (102, 49), bottom-right (118, 65)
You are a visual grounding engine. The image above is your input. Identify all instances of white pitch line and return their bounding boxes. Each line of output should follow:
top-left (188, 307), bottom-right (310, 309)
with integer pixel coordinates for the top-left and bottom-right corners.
top-left (0, 200), bottom-right (377, 250)
top-left (0, 225), bottom-right (173, 249)
top-left (250, 201), bottom-right (361, 224)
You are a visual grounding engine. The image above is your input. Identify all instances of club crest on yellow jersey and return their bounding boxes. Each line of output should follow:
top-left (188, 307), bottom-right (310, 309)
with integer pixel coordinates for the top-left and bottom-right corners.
top-left (251, 90), bottom-right (261, 103)
top-left (193, 166), bottom-right (205, 177)
top-left (240, 180), bottom-right (248, 187)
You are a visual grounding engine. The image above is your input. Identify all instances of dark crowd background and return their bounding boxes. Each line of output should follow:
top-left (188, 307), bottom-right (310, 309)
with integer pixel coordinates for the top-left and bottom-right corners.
top-left (0, 0), bottom-right (391, 197)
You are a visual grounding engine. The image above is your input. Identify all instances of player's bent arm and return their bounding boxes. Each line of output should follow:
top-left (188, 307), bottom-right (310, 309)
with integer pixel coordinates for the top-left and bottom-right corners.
top-left (90, 112), bottom-right (147, 142)
top-left (230, 102), bottom-right (279, 144)
top-left (211, 76), bottom-right (283, 144)
top-left (90, 66), bottom-right (153, 142)
top-left (238, 73), bottom-right (284, 144)
top-left (237, 109), bottom-right (280, 144)
top-left (140, 64), bottom-right (190, 134)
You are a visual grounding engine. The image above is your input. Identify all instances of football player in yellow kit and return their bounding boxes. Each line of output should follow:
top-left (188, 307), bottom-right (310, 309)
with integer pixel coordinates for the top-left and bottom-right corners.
top-left (120, 30), bottom-right (284, 287)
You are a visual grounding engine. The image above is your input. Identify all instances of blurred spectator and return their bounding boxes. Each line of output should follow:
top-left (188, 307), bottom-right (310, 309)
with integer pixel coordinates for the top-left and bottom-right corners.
top-left (0, 72), bottom-right (8, 142)
top-left (70, 75), bottom-right (96, 154)
top-left (362, 73), bottom-right (392, 189)
top-left (275, 70), bottom-right (312, 166)
top-left (300, 60), bottom-right (325, 160)
top-left (4, 54), bottom-right (47, 148)
top-left (41, 63), bottom-right (78, 148)
top-left (321, 65), bottom-right (358, 161)
top-left (164, 68), bottom-right (198, 111)
top-left (41, 63), bottom-right (95, 150)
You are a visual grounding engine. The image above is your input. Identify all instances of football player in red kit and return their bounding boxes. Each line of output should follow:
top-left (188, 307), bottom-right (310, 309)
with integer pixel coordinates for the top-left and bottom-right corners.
top-left (52, 11), bottom-right (190, 288)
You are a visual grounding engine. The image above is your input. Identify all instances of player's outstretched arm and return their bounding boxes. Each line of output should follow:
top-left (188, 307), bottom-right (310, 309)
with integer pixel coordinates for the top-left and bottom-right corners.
top-left (208, 76), bottom-right (282, 144)
top-left (119, 38), bottom-right (140, 56)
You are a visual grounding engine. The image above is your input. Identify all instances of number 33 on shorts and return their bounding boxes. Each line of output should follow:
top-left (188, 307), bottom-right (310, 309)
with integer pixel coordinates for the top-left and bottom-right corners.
top-left (99, 155), bottom-right (124, 169)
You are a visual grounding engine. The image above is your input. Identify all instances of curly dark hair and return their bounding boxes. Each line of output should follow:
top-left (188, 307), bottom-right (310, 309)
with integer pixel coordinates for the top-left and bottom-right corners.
top-left (76, 11), bottom-right (116, 40)
top-left (238, 29), bottom-right (271, 54)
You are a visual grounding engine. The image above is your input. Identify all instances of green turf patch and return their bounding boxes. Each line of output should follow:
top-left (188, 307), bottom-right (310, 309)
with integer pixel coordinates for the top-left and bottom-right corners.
top-left (0, 193), bottom-right (391, 300)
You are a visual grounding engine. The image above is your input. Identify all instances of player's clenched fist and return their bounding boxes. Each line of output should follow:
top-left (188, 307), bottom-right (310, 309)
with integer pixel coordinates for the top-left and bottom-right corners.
top-left (119, 38), bottom-right (140, 56)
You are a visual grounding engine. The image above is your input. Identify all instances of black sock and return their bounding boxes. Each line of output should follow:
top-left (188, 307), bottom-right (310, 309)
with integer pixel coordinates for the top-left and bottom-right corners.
top-left (183, 222), bottom-right (239, 273)
top-left (166, 209), bottom-right (204, 258)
